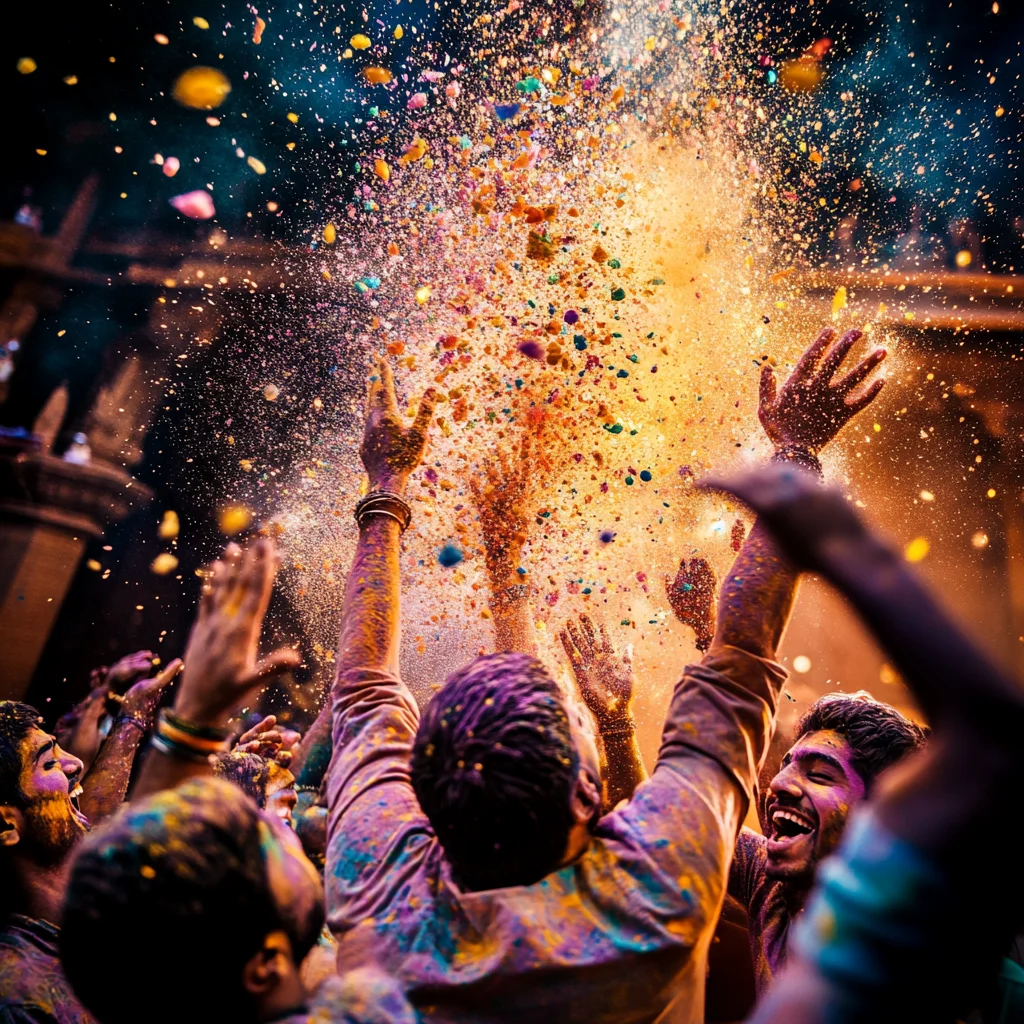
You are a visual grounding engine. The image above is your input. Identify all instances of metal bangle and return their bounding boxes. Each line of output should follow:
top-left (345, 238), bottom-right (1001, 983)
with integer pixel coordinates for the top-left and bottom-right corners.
top-left (150, 732), bottom-right (215, 764)
top-left (771, 445), bottom-right (824, 478)
top-left (114, 714), bottom-right (149, 737)
top-left (354, 491), bottom-right (412, 533)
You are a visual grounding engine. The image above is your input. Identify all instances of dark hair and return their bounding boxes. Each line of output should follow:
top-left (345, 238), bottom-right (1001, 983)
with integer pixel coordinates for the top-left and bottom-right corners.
top-left (212, 750), bottom-right (270, 808)
top-left (797, 692), bottom-right (927, 790)
top-left (61, 779), bottom-right (287, 1024)
top-left (0, 701), bottom-right (42, 809)
top-left (411, 652), bottom-right (579, 891)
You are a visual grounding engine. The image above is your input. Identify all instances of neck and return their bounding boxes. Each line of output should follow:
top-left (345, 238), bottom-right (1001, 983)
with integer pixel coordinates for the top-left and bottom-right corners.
top-left (781, 876), bottom-right (813, 917)
top-left (7, 856), bottom-right (69, 925)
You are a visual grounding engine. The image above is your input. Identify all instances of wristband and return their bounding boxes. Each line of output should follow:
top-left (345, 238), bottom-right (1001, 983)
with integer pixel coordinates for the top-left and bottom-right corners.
top-left (355, 491), bottom-right (412, 533)
top-left (150, 732), bottom-right (216, 764)
top-left (771, 444), bottom-right (824, 479)
top-left (599, 719), bottom-right (636, 738)
top-left (114, 712), bottom-right (150, 737)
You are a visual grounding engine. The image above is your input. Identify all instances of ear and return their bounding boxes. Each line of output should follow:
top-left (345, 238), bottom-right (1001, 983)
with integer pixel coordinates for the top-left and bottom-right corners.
top-left (0, 805), bottom-right (23, 848)
top-left (241, 931), bottom-right (293, 997)
top-left (569, 767), bottom-right (601, 826)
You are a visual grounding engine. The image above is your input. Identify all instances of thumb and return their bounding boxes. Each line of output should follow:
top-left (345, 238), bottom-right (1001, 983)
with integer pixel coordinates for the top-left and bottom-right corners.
top-left (237, 648), bottom-right (303, 690)
top-left (152, 658), bottom-right (184, 690)
top-left (758, 363), bottom-right (777, 416)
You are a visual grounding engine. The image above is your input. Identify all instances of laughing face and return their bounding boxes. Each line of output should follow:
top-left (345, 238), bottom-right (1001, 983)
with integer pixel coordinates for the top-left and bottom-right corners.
top-left (13, 727), bottom-right (89, 862)
top-left (764, 729), bottom-right (867, 886)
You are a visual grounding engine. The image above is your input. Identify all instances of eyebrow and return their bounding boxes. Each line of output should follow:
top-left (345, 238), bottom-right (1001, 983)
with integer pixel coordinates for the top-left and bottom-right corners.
top-left (34, 739), bottom-right (56, 764)
top-left (797, 750), bottom-right (847, 776)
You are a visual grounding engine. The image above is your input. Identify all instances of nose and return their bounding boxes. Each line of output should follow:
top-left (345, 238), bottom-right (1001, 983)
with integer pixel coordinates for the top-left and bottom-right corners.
top-left (57, 745), bottom-right (84, 783)
top-left (769, 762), bottom-right (803, 800)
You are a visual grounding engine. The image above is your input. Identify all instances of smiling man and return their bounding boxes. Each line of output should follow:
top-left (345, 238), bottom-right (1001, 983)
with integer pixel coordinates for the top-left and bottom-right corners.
top-left (0, 701), bottom-right (94, 1024)
top-left (728, 692), bottom-right (926, 995)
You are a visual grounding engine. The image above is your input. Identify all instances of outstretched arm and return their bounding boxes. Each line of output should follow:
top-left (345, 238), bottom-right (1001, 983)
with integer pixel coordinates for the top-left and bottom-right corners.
top-left (560, 614), bottom-right (646, 810)
top-left (470, 433), bottom-right (538, 656)
top-left (713, 327), bottom-right (886, 659)
top-left (707, 465), bottom-right (1024, 1022)
top-left (133, 539), bottom-right (300, 800)
top-left (78, 660), bottom-right (181, 822)
top-left (334, 359), bottom-right (434, 680)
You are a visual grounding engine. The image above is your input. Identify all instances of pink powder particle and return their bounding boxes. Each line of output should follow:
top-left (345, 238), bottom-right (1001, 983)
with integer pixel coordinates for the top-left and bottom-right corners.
top-left (407, 92), bottom-right (428, 109)
top-left (169, 190), bottom-right (215, 220)
top-left (162, 156), bottom-right (180, 177)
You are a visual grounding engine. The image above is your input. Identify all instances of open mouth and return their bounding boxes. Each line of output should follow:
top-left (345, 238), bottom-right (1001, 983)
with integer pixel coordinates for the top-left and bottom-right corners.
top-left (767, 807), bottom-right (815, 850)
top-left (68, 784), bottom-right (89, 828)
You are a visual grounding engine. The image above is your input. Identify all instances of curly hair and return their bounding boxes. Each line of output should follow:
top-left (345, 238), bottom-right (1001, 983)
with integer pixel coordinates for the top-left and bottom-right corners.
top-left (411, 652), bottom-right (579, 891)
top-left (212, 750), bottom-right (271, 808)
top-left (61, 778), bottom-right (294, 1024)
top-left (797, 692), bottom-right (927, 790)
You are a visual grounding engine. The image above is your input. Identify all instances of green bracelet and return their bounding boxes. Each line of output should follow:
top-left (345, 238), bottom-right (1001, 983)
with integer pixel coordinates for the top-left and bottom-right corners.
top-left (150, 732), bottom-right (215, 764)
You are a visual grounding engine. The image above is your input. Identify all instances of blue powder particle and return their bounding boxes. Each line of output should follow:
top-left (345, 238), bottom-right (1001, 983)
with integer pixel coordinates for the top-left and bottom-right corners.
top-left (495, 103), bottom-right (521, 120)
top-left (599, 530), bottom-right (616, 543)
top-left (438, 544), bottom-right (463, 568)
top-left (640, 470), bottom-right (652, 481)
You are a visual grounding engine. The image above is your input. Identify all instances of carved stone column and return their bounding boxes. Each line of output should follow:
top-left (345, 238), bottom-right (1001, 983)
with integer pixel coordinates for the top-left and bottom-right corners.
top-left (0, 436), bottom-right (152, 698)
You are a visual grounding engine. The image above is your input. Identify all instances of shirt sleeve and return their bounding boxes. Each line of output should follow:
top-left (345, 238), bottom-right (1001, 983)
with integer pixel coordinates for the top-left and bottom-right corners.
top-left (729, 827), bottom-right (768, 908)
top-left (597, 645), bottom-right (783, 943)
top-left (324, 666), bottom-right (432, 934)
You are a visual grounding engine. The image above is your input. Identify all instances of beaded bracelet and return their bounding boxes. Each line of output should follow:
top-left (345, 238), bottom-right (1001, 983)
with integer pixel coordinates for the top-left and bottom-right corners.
top-left (354, 491), bottom-right (412, 533)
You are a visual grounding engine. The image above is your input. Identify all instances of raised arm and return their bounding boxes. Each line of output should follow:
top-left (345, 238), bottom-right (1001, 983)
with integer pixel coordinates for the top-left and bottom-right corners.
top-left (560, 614), bottom-right (646, 809)
top-left (470, 432), bottom-right (538, 656)
top-left (714, 327), bottom-right (886, 659)
top-left (705, 465), bottom-right (1024, 1022)
top-left (132, 538), bottom-right (300, 800)
top-left (77, 660), bottom-right (181, 822)
top-left (334, 359), bottom-right (434, 679)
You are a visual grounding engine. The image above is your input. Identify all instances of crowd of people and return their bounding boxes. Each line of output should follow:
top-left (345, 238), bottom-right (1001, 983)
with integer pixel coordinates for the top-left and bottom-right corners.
top-left (3, 325), bottom-right (1024, 1024)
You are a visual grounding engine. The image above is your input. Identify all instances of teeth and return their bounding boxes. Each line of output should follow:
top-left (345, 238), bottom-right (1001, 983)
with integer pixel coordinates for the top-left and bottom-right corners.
top-left (772, 809), bottom-right (813, 831)
top-left (70, 784), bottom-right (83, 800)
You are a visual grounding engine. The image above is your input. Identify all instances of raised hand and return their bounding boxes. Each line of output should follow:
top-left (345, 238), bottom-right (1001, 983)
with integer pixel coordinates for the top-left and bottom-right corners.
top-left (698, 462), bottom-right (871, 579)
top-left (759, 327), bottom-right (886, 454)
top-left (560, 614), bottom-right (635, 731)
top-left (234, 714), bottom-right (301, 766)
top-left (469, 432), bottom-right (533, 581)
top-left (360, 357), bottom-right (435, 494)
top-left (105, 650), bottom-right (156, 691)
top-left (665, 557), bottom-right (717, 652)
top-left (120, 659), bottom-right (183, 728)
top-left (173, 539), bottom-right (302, 728)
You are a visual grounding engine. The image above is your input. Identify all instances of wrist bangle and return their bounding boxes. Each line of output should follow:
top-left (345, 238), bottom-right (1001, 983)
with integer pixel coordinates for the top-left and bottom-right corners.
top-left (355, 491), bottom-right (412, 533)
top-left (150, 732), bottom-right (216, 764)
top-left (771, 445), bottom-right (823, 479)
top-left (114, 713), bottom-right (149, 737)
top-left (599, 721), bottom-right (636, 738)
top-left (156, 709), bottom-right (232, 757)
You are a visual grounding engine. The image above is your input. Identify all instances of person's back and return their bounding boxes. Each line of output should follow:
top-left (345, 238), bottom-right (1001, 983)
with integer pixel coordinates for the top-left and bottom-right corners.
top-left (325, 650), bottom-right (781, 1024)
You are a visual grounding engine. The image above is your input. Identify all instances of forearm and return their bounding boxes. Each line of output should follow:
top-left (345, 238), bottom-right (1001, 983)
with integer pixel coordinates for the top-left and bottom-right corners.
top-left (131, 744), bottom-right (213, 801)
top-left (599, 726), bottom-right (647, 809)
top-left (487, 555), bottom-right (537, 656)
top-left (713, 451), bottom-right (816, 658)
top-left (336, 515), bottom-right (403, 681)
top-left (78, 721), bottom-right (144, 822)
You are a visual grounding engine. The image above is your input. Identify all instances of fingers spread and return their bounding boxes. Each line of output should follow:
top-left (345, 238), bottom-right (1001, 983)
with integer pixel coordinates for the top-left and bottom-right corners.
top-left (834, 348), bottom-right (886, 393)
top-left (239, 648), bottom-right (302, 690)
top-left (791, 327), bottom-right (836, 382)
top-left (412, 388), bottom-right (436, 437)
top-left (559, 629), bottom-right (581, 670)
top-left (817, 329), bottom-right (861, 383)
top-left (844, 376), bottom-right (886, 415)
top-left (566, 620), bottom-right (588, 659)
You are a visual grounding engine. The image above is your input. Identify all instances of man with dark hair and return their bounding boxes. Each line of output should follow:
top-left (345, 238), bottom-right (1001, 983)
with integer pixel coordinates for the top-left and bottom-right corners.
top-left (729, 691), bottom-right (926, 994)
top-left (58, 538), bottom-right (414, 1024)
top-left (1, 655), bottom-right (179, 1024)
top-left (322, 328), bottom-right (886, 1022)
top-left (698, 462), bottom-right (1024, 1023)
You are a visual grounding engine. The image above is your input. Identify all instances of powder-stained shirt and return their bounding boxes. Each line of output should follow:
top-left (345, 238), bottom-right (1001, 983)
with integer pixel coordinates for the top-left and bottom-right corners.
top-left (325, 646), bottom-right (783, 1024)
top-left (0, 916), bottom-right (97, 1024)
top-left (728, 827), bottom-right (791, 996)
top-left (276, 968), bottom-right (418, 1024)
